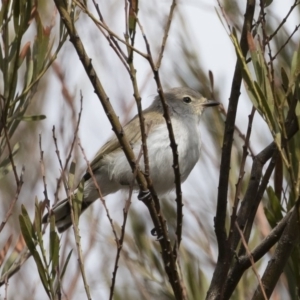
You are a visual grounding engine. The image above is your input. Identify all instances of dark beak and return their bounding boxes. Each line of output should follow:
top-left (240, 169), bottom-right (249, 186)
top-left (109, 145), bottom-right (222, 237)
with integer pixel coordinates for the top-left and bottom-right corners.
top-left (202, 100), bottom-right (220, 107)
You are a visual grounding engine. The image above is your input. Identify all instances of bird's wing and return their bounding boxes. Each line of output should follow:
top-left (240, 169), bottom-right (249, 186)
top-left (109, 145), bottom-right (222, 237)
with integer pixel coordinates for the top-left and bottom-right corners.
top-left (84, 110), bottom-right (163, 180)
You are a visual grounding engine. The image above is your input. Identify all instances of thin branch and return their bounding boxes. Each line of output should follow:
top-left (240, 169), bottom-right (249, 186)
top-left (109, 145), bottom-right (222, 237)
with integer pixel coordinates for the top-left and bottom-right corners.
top-left (235, 221), bottom-right (268, 300)
top-left (124, 0), bottom-right (129, 37)
top-left (3, 123), bottom-right (20, 185)
top-left (52, 95), bottom-right (83, 206)
top-left (241, 209), bottom-right (292, 265)
top-left (267, 0), bottom-right (300, 42)
top-left (39, 135), bottom-right (49, 203)
top-left (219, 104), bottom-right (255, 158)
top-left (52, 126), bottom-right (65, 199)
top-left (223, 106), bottom-right (299, 298)
top-left (109, 142), bottom-right (145, 300)
top-left (91, 0), bottom-right (131, 74)
top-left (258, 1), bottom-right (275, 94)
top-left (224, 209), bottom-right (293, 298)
top-left (123, 20), bottom-right (152, 206)
top-left (156, 0), bottom-right (176, 69)
top-left (77, 140), bottom-right (119, 244)
top-left (64, 93), bottom-right (83, 175)
top-left (135, 14), bottom-right (184, 253)
top-left (74, 0), bottom-right (148, 59)
top-left (252, 207), bottom-right (299, 300)
top-left (4, 275), bottom-right (8, 300)
top-left (60, 96), bottom-right (91, 300)
top-left (216, 0), bottom-right (232, 33)
top-left (52, 94), bottom-right (91, 298)
top-left (67, 186), bottom-right (92, 300)
top-left (228, 107), bottom-right (255, 245)
top-left (0, 167), bottom-right (24, 233)
top-left (51, 2), bottom-right (183, 298)
top-left (269, 24), bottom-right (300, 62)
top-left (235, 92), bottom-right (299, 254)
top-left (0, 245), bottom-right (31, 286)
top-left (121, 249), bottom-right (152, 300)
top-left (206, 1), bottom-right (255, 299)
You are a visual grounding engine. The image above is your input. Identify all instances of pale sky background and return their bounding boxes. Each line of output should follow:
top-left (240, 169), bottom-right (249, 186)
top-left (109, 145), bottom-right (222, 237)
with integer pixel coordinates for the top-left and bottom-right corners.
top-left (1, 0), bottom-right (299, 298)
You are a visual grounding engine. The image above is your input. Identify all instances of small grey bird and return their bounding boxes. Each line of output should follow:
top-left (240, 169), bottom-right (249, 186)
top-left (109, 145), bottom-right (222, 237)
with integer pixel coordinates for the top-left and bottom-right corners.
top-left (43, 87), bottom-right (219, 232)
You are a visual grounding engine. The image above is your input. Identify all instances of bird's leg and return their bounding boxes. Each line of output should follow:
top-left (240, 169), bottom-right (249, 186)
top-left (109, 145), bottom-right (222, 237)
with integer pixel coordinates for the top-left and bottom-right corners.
top-left (137, 189), bottom-right (151, 201)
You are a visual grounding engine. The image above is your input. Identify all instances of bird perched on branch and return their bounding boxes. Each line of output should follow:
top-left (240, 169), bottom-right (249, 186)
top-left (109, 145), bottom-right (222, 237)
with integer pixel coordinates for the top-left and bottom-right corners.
top-left (42, 87), bottom-right (219, 232)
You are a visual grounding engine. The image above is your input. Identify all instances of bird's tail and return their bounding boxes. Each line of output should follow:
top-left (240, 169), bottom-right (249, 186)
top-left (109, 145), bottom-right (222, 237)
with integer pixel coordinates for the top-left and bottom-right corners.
top-left (42, 196), bottom-right (91, 233)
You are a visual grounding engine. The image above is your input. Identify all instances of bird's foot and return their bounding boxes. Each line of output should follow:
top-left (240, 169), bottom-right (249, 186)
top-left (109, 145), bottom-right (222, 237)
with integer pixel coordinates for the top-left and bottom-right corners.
top-left (151, 227), bottom-right (164, 241)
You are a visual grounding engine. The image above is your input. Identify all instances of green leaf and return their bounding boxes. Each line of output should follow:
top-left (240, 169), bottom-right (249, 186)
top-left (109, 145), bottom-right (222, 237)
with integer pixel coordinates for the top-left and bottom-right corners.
top-left (263, 0), bottom-right (273, 7)
top-left (281, 67), bottom-right (289, 92)
top-left (73, 179), bottom-right (84, 225)
top-left (290, 47), bottom-right (300, 78)
top-left (25, 57), bottom-right (34, 88)
top-left (60, 250), bottom-right (73, 280)
top-left (33, 11), bottom-right (51, 76)
top-left (248, 33), bottom-right (275, 115)
top-left (20, 204), bottom-right (37, 241)
top-left (68, 160), bottom-right (76, 190)
top-left (0, 143), bottom-right (20, 179)
top-left (18, 115), bottom-right (46, 121)
top-left (128, 0), bottom-right (138, 38)
top-left (19, 206), bottom-right (50, 296)
top-left (265, 186), bottom-right (283, 228)
top-left (0, 235), bottom-right (14, 275)
top-left (33, 251), bottom-right (50, 297)
top-left (34, 197), bottom-right (42, 239)
top-left (13, 0), bottom-right (20, 34)
top-left (231, 32), bottom-right (279, 136)
top-left (49, 215), bottom-right (59, 278)
top-left (296, 100), bottom-right (300, 130)
top-left (254, 81), bottom-right (276, 132)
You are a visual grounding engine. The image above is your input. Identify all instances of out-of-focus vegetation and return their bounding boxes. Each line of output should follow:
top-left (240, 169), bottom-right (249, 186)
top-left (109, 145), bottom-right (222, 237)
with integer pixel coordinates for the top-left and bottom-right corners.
top-left (1, 0), bottom-right (300, 299)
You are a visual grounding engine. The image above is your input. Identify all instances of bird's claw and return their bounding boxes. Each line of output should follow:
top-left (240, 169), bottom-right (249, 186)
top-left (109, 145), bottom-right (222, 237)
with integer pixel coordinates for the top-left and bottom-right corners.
top-left (151, 227), bottom-right (164, 241)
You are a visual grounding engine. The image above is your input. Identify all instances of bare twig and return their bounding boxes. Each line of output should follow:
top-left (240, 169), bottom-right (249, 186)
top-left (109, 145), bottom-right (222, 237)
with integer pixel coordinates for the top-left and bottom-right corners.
top-left (3, 124), bottom-right (20, 185)
top-left (228, 107), bottom-right (255, 245)
top-left (252, 207), bottom-right (299, 300)
top-left (156, 0), bottom-right (176, 69)
top-left (52, 93), bottom-right (91, 299)
top-left (74, 0), bottom-right (148, 59)
top-left (235, 221), bottom-right (268, 300)
top-left (39, 135), bottom-right (49, 202)
top-left (91, 0), bottom-right (131, 74)
top-left (77, 140), bottom-right (118, 243)
top-left (258, 1), bottom-right (275, 94)
top-left (52, 2), bottom-right (186, 298)
top-left (207, 1), bottom-right (256, 299)
top-left (219, 104), bottom-right (255, 158)
top-left (0, 167), bottom-right (24, 233)
top-left (124, 24), bottom-right (152, 202)
top-left (121, 249), bottom-right (152, 300)
top-left (109, 141), bottom-right (145, 300)
top-left (4, 275), bottom-right (8, 300)
top-left (135, 13), bottom-right (184, 252)
top-left (0, 246), bottom-right (31, 286)
top-left (216, 0), bottom-right (232, 33)
top-left (269, 24), bottom-right (300, 62)
top-left (51, 142), bottom-right (64, 205)
top-left (64, 103), bottom-right (91, 299)
top-left (224, 209), bottom-right (293, 298)
top-left (267, 0), bottom-right (300, 42)
top-left (65, 93), bottom-right (83, 174)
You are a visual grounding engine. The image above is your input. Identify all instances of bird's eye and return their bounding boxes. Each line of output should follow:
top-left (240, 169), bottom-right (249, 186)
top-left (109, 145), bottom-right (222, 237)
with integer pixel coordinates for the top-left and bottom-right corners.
top-left (183, 96), bottom-right (192, 103)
